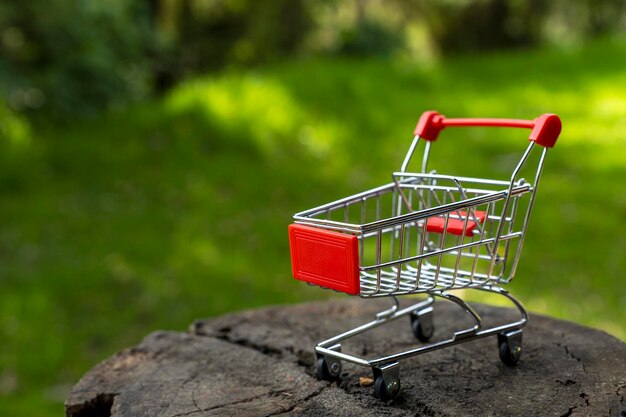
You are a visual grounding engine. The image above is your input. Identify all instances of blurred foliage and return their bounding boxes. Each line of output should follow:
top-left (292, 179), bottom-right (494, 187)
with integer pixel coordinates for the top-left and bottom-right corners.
top-left (154, 0), bottom-right (315, 84)
top-left (0, 0), bottom-right (156, 118)
top-left (0, 102), bottom-right (35, 191)
top-left (1, 0), bottom-right (625, 118)
top-left (338, 19), bottom-right (406, 57)
top-left (413, 0), bottom-right (548, 52)
top-left (0, 102), bottom-right (30, 147)
top-left (0, 0), bottom-right (316, 118)
top-left (0, 37), bottom-right (625, 416)
top-left (394, 0), bottom-right (626, 53)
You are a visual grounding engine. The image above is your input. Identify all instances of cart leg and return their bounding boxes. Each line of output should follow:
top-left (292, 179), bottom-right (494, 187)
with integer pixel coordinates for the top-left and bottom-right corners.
top-left (435, 290), bottom-right (482, 340)
top-left (315, 344), bottom-right (342, 381)
top-left (498, 329), bottom-right (523, 366)
top-left (484, 286), bottom-right (528, 327)
top-left (375, 295), bottom-right (400, 320)
top-left (410, 305), bottom-right (435, 342)
top-left (372, 362), bottom-right (401, 401)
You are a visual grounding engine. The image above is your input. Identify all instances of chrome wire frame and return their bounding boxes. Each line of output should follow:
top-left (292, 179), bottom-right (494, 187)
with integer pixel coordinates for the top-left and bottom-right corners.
top-left (298, 134), bottom-right (546, 383)
top-left (294, 136), bottom-right (548, 298)
top-left (315, 286), bottom-right (527, 369)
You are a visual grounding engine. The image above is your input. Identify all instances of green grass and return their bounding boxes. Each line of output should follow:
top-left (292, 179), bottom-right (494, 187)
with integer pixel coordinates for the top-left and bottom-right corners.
top-left (1, 37), bottom-right (625, 415)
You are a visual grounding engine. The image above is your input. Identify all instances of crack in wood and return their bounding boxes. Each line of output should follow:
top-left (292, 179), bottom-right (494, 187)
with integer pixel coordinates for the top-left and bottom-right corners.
top-left (612, 384), bottom-right (626, 417)
top-left (556, 379), bottom-right (577, 386)
top-left (579, 392), bottom-right (589, 406)
top-left (556, 342), bottom-right (587, 374)
top-left (566, 346), bottom-right (586, 374)
top-left (264, 384), bottom-right (329, 416)
top-left (196, 322), bottom-right (319, 374)
top-left (560, 405), bottom-right (576, 417)
top-left (66, 392), bottom-right (118, 417)
top-left (190, 390), bottom-right (201, 414)
top-left (170, 388), bottom-right (297, 417)
top-left (214, 333), bottom-right (284, 358)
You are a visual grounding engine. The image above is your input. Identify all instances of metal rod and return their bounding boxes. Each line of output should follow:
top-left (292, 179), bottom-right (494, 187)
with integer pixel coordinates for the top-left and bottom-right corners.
top-left (315, 288), bottom-right (527, 368)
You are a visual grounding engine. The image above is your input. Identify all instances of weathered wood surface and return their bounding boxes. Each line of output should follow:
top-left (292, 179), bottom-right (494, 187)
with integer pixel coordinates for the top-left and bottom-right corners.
top-left (66, 298), bottom-right (626, 417)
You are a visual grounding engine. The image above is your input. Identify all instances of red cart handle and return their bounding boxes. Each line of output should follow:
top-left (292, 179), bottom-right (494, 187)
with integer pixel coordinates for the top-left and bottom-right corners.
top-left (414, 111), bottom-right (561, 148)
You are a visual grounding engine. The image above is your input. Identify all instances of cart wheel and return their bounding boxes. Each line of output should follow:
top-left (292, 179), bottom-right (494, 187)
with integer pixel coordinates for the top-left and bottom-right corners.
top-left (498, 337), bottom-right (522, 366)
top-left (316, 356), bottom-right (341, 381)
top-left (374, 375), bottom-right (400, 401)
top-left (410, 311), bottom-right (434, 342)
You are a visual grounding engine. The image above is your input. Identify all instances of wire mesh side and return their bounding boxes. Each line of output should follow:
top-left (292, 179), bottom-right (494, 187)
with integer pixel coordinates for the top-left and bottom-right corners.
top-left (360, 175), bottom-right (532, 296)
top-left (294, 173), bottom-right (535, 297)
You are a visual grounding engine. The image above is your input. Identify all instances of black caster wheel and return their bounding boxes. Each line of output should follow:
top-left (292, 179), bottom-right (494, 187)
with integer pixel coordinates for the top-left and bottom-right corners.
top-left (411, 311), bottom-right (434, 342)
top-left (374, 375), bottom-right (401, 401)
top-left (316, 356), bottom-right (341, 381)
top-left (498, 331), bottom-right (523, 366)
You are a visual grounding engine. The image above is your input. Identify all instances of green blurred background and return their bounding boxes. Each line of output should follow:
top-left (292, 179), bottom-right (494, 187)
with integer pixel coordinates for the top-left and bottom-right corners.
top-left (1, 0), bottom-right (625, 415)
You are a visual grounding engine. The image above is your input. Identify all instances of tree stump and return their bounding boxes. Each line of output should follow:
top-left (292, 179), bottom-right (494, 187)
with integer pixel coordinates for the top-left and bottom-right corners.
top-left (66, 298), bottom-right (626, 417)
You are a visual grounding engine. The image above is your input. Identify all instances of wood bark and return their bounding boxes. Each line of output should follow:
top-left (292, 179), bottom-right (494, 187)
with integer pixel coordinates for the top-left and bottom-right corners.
top-left (66, 298), bottom-right (626, 416)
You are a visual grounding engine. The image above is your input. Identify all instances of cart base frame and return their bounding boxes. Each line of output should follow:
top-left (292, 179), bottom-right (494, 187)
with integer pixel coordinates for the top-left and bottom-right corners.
top-left (314, 286), bottom-right (527, 400)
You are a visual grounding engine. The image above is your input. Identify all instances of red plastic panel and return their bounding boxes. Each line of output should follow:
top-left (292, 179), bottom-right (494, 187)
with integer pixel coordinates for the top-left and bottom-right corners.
top-left (288, 224), bottom-right (360, 295)
top-left (426, 210), bottom-right (487, 237)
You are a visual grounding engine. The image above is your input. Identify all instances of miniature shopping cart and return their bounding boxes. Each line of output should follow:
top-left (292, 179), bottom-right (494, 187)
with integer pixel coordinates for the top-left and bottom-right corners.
top-left (288, 110), bottom-right (561, 400)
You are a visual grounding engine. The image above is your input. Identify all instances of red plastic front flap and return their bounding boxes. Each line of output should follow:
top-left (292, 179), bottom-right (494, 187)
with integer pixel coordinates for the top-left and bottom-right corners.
top-left (426, 210), bottom-right (486, 237)
top-left (288, 224), bottom-right (360, 295)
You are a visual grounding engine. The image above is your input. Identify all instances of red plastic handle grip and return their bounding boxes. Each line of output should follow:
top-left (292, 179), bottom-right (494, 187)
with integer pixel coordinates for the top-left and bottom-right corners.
top-left (414, 111), bottom-right (561, 148)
